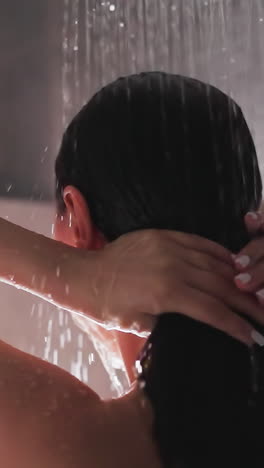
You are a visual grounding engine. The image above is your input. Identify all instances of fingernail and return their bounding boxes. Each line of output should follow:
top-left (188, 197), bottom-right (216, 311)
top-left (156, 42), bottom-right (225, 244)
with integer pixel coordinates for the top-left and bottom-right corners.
top-left (234, 255), bottom-right (250, 268)
top-left (235, 273), bottom-right (251, 284)
top-left (256, 289), bottom-right (264, 300)
top-left (251, 330), bottom-right (264, 346)
top-left (246, 212), bottom-right (258, 221)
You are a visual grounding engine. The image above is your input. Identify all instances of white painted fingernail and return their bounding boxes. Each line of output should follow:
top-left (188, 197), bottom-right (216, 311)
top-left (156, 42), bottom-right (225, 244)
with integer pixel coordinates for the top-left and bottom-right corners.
top-left (235, 273), bottom-right (251, 284)
top-left (234, 255), bottom-right (250, 268)
top-left (256, 289), bottom-right (264, 300)
top-left (246, 212), bottom-right (258, 220)
top-left (251, 330), bottom-right (264, 346)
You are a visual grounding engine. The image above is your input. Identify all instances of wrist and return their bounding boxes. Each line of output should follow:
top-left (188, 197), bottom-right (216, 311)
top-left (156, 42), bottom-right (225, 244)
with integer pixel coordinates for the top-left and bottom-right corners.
top-left (68, 248), bottom-right (104, 322)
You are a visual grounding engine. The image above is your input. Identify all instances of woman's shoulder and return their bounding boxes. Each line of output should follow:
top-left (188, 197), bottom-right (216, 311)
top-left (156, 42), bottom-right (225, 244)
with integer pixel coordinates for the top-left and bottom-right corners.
top-left (0, 338), bottom-right (102, 467)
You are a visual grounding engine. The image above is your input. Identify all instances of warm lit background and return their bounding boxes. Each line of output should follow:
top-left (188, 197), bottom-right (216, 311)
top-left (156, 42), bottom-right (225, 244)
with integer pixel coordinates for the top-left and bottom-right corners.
top-left (0, 0), bottom-right (263, 398)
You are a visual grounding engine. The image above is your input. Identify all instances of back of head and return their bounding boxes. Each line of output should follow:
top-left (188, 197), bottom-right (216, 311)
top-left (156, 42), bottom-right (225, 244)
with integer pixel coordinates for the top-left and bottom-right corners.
top-left (55, 72), bottom-right (263, 467)
top-left (56, 71), bottom-right (261, 250)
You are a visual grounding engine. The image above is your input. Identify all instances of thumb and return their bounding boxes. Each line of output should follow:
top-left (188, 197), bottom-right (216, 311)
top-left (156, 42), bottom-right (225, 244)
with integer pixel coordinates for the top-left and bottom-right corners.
top-left (244, 212), bottom-right (262, 235)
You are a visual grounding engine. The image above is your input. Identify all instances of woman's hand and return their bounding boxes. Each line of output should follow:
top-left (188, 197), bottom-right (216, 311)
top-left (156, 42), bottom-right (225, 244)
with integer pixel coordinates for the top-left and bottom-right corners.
top-left (94, 229), bottom-right (264, 345)
top-left (234, 211), bottom-right (264, 305)
top-left (0, 217), bottom-right (261, 347)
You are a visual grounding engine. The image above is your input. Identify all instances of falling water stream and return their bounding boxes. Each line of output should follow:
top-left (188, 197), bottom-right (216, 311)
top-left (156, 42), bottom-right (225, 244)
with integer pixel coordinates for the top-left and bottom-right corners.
top-left (62, 0), bottom-right (264, 162)
top-left (60, 0), bottom-right (264, 395)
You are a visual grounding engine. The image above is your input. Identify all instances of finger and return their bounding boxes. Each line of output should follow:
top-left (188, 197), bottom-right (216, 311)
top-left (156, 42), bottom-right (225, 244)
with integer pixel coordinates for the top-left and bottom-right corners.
top-left (244, 212), bottom-right (262, 234)
top-left (182, 249), bottom-right (234, 280)
top-left (258, 212), bottom-right (264, 232)
top-left (235, 263), bottom-right (264, 293)
top-left (187, 268), bottom-right (264, 326)
top-left (233, 237), bottom-right (264, 270)
top-left (255, 287), bottom-right (264, 306)
top-left (159, 240), bottom-right (234, 280)
top-left (163, 230), bottom-right (232, 265)
top-left (165, 285), bottom-right (255, 346)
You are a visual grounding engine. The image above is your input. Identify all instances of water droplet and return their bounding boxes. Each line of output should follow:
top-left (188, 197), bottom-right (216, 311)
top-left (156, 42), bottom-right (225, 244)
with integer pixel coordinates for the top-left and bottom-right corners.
top-left (139, 380), bottom-right (146, 390)
top-left (29, 380), bottom-right (38, 389)
top-left (53, 349), bottom-right (58, 365)
top-left (135, 360), bottom-right (142, 374)
top-left (59, 309), bottom-right (64, 326)
top-left (78, 388), bottom-right (88, 397)
top-left (48, 319), bottom-right (53, 333)
top-left (66, 328), bottom-right (72, 342)
top-left (88, 353), bottom-right (94, 365)
top-left (38, 304), bottom-right (43, 318)
top-left (82, 366), bottom-right (89, 383)
top-left (30, 304), bottom-right (36, 317)
top-left (109, 4), bottom-right (115, 11)
top-left (78, 333), bottom-right (84, 348)
top-left (60, 333), bottom-right (65, 349)
top-left (48, 398), bottom-right (58, 411)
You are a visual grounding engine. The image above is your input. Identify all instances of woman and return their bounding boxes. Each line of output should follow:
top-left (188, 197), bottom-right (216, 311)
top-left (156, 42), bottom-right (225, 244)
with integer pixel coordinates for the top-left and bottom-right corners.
top-left (0, 72), bottom-right (263, 467)
top-left (54, 71), bottom-right (264, 467)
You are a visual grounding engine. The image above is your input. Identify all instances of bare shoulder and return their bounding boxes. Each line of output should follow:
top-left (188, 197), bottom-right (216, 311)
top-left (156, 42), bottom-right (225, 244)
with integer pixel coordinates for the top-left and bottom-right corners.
top-left (0, 340), bottom-right (163, 468)
top-left (0, 338), bottom-right (102, 468)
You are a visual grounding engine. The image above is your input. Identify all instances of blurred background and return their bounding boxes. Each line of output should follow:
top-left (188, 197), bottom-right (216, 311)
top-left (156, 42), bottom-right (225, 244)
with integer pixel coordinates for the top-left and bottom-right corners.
top-left (0, 0), bottom-right (263, 398)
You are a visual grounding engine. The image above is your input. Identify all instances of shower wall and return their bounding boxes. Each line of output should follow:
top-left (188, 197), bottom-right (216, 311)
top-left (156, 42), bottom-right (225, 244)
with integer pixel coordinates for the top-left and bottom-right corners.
top-left (62, 0), bottom-right (264, 172)
top-left (0, 1), bottom-right (263, 202)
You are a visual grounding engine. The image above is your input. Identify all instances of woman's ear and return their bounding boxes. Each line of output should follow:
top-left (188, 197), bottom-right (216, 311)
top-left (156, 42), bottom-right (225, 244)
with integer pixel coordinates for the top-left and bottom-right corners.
top-left (61, 185), bottom-right (107, 249)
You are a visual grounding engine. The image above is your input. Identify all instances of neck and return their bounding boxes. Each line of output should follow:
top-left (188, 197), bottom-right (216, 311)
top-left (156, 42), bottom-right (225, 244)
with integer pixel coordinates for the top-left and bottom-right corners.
top-left (105, 380), bottom-right (154, 437)
top-left (102, 382), bottom-right (162, 468)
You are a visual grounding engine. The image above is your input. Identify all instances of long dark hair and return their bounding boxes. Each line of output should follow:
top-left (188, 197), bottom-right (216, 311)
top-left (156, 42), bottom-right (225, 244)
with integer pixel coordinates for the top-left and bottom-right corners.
top-left (55, 72), bottom-right (263, 467)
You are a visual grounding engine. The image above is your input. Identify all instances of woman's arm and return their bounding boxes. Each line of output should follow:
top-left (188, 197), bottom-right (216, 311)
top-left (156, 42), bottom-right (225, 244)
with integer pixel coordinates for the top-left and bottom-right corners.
top-left (0, 217), bottom-right (99, 322)
top-left (0, 217), bottom-right (262, 344)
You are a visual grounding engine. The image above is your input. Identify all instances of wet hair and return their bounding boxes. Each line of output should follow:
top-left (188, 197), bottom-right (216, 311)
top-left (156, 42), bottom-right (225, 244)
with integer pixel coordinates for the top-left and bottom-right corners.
top-left (55, 72), bottom-right (263, 467)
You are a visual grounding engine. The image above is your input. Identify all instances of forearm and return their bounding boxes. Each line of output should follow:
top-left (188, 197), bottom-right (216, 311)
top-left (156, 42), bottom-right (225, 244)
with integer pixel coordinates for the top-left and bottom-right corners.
top-left (0, 217), bottom-right (100, 322)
